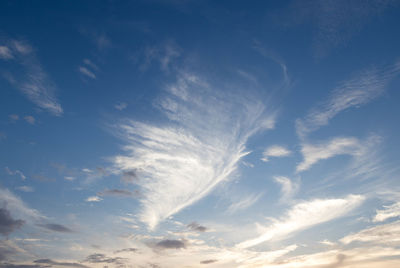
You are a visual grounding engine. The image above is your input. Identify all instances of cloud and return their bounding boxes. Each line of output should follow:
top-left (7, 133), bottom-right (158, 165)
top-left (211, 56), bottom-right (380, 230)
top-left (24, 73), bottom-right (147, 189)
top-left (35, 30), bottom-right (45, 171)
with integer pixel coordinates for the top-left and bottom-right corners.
top-left (5, 167), bottom-right (26, 180)
top-left (115, 102), bottom-right (128, 111)
top-left (140, 40), bottom-right (180, 72)
top-left (121, 170), bottom-right (138, 184)
top-left (0, 46), bottom-right (13, 59)
top-left (297, 136), bottom-right (362, 172)
top-left (78, 66), bottom-right (96, 79)
top-left (85, 196), bottom-right (102, 202)
top-left (114, 248), bottom-right (138, 254)
top-left (237, 194), bottom-right (364, 248)
top-left (33, 259), bottom-right (88, 268)
top-left (200, 259), bottom-right (218, 264)
top-left (296, 62), bottom-right (400, 138)
top-left (227, 192), bottom-right (264, 214)
top-left (0, 188), bottom-right (42, 221)
top-left (261, 145), bottom-right (291, 162)
top-left (83, 59), bottom-right (98, 70)
top-left (187, 222), bottom-right (207, 232)
top-left (16, 186), bottom-right (34, 193)
top-left (285, 0), bottom-right (397, 58)
top-left (83, 253), bottom-right (124, 264)
top-left (0, 207), bottom-right (24, 236)
top-left (97, 189), bottom-right (137, 198)
top-left (154, 239), bottom-right (187, 249)
top-left (373, 202), bottom-right (400, 222)
top-left (273, 176), bottom-right (298, 202)
top-left (111, 71), bottom-right (276, 229)
top-left (9, 114), bottom-right (19, 121)
top-left (1, 39), bottom-right (63, 116)
top-left (37, 223), bottom-right (73, 233)
top-left (340, 220), bottom-right (400, 245)
top-left (24, 115), bottom-right (35, 125)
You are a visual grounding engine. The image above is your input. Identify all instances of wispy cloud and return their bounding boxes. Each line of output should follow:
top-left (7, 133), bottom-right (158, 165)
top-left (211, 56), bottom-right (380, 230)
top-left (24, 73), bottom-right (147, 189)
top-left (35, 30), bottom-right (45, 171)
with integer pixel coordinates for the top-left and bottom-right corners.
top-left (296, 62), bottom-right (400, 138)
top-left (1, 39), bottom-right (63, 116)
top-left (37, 223), bottom-right (74, 233)
top-left (227, 192), bottom-right (264, 214)
top-left (0, 46), bottom-right (14, 59)
top-left (237, 194), bottom-right (364, 248)
top-left (373, 202), bottom-right (400, 222)
top-left (297, 136), bottom-right (362, 172)
top-left (24, 115), bottom-right (35, 125)
top-left (16, 186), bottom-right (34, 193)
top-left (78, 66), bottom-right (96, 79)
top-left (115, 102), bottom-right (128, 111)
top-left (140, 40), bottom-right (180, 72)
top-left (0, 207), bottom-right (25, 236)
top-left (111, 71), bottom-right (276, 229)
top-left (5, 167), bottom-right (26, 180)
top-left (273, 176), bottom-right (298, 203)
top-left (0, 188), bottom-right (43, 221)
top-left (85, 196), bottom-right (102, 202)
top-left (340, 220), bottom-right (400, 245)
top-left (261, 145), bottom-right (291, 162)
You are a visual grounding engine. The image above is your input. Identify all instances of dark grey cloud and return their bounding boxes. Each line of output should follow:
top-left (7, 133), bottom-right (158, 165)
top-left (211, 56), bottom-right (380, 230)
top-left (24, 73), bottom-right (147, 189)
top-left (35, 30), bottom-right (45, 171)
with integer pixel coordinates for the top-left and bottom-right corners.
top-left (37, 223), bottom-right (73, 233)
top-left (34, 259), bottom-right (89, 268)
top-left (97, 189), bottom-right (138, 198)
top-left (187, 222), bottom-right (207, 232)
top-left (0, 207), bottom-right (24, 235)
top-left (155, 239), bottom-right (187, 249)
top-left (121, 170), bottom-right (139, 184)
top-left (200, 259), bottom-right (218, 264)
top-left (83, 253), bottom-right (124, 265)
top-left (0, 264), bottom-right (43, 268)
top-left (114, 248), bottom-right (138, 254)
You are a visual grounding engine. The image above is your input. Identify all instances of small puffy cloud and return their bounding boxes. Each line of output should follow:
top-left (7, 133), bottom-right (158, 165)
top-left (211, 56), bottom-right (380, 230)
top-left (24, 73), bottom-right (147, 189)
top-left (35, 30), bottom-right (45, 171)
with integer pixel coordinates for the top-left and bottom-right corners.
top-left (64, 176), bottom-right (75, 181)
top-left (37, 223), bottom-right (73, 233)
top-left (115, 102), bottom-right (128, 111)
top-left (86, 196), bottom-right (102, 202)
top-left (155, 239), bottom-right (187, 249)
top-left (9, 114), bottom-right (19, 122)
top-left (0, 46), bottom-right (13, 59)
top-left (261, 145), bottom-right (291, 162)
top-left (200, 259), bottom-right (218, 264)
top-left (0, 207), bottom-right (25, 236)
top-left (24, 115), bottom-right (35, 125)
top-left (187, 222), bottom-right (207, 232)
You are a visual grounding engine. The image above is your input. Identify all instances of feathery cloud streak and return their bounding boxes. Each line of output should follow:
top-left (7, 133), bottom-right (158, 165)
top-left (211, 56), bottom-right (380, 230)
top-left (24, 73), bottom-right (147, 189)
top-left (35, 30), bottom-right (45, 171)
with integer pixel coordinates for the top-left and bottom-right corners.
top-left (112, 72), bottom-right (276, 229)
top-left (237, 194), bottom-right (364, 248)
top-left (296, 62), bottom-right (400, 138)
top-left (0, 39), bottom-right (63, 115)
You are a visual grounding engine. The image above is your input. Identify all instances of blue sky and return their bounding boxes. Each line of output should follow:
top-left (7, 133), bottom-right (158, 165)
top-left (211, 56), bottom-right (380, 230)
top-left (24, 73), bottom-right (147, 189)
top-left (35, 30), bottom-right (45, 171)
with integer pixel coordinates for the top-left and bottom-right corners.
top-left (1, 0), bottom-right (400, 267)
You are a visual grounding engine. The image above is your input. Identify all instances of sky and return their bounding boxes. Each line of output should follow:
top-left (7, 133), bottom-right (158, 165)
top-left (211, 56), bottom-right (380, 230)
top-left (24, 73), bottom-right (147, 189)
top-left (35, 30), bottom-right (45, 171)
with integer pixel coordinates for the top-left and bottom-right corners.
top-left (1, 0), bottom-right (400, 267)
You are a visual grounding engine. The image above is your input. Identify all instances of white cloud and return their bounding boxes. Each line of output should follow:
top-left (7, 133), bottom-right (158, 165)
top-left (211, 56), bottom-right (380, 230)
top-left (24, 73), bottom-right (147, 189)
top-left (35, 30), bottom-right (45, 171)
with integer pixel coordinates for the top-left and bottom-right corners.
top-left (373, 202), bottom-right (400, 222)
top-left (236, 194), bottom-right (364, 248)
top-left (83, 58), bottom-right (98, 70)
top-left (296, 62), bottom-right (400, 138)
top-left (227, 192), bottom-right (264, 214)
top-left (111, 71), bottom-right (276, 229)
top-left (2, 39), bottom-right (63, 116)
top-left (261, 145), bottom-right (291, 162)
top-left (115, 102), bottom-right (128, 111)
top-left (297, 136), bottom-right (362, 172)
top-left (86, 196), bottom-right (102, 202)
top-left (341, 220), bottom-right (400, 245)
top-left (79, 66), bottom-right (96, 79)
top-left (5, 167), bottom-right (26, 180)
top-left (273, 176), bottom-right (298, 202)
top-left (16, 186), bottom-right (34, 192)
top-left (0, 45), bottom-right (13, 59)
top-left (24, 115), bottom-right (35, 125)
top-left (64, 176), bottom-right (76, 181)
top-left (9, 114), bottom-right (19, 121)
top-left (0, 187), bottom-right (43, 221)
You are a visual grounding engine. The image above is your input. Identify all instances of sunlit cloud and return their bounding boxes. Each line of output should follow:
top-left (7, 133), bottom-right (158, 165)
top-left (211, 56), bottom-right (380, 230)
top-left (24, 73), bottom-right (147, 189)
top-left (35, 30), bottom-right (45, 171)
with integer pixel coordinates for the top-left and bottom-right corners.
top-left (237, 194), bottom-right (364, 248)
top-left (261, 145), bottom-right (291, 162)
